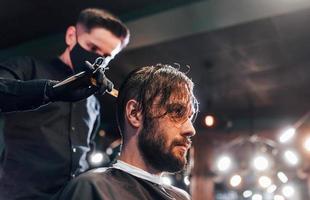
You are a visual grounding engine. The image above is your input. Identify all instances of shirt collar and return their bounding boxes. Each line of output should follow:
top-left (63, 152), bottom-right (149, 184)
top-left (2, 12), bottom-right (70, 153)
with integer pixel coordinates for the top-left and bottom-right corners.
top-left (112, 160), bottom-right (164, 185)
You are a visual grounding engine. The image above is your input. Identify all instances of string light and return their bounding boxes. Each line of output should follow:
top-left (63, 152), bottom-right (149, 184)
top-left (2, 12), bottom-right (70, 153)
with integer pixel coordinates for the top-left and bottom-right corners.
top-left (204, 115), bottom-right (215, 127)
top-left (90, 152), bottom-right (104, 165)
top-left (253, 155), bottom-right (269, 171)
top-left (243, 190), bottom-right (253, 198)
top-left (277, 172), bottom-right (288, 183)
top-left (279, 128), bottom-right (296, 143)
top-left (283, 150), bottom-right (299, 166)
top-left (258, 176), bottom-right (272, 188)
top-left (216, 155), bottom-right (232, 172)
top-left (282, 184), bottom-right (295, 198)
top-left (230, 174), bottom-right (242, 187)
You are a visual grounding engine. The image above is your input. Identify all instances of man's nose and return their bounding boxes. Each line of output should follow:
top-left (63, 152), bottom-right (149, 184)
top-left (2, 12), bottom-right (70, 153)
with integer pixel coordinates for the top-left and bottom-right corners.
top-left (181, 119), bottom-right (196, 138)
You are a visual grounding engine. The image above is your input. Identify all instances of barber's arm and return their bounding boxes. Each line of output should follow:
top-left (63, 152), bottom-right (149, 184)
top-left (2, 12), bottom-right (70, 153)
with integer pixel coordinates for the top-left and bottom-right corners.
top-left (0, 56), bottom-right (113, 112)
top-left (0, 78), bottom-right (49, 112)
top-left (0, 68), bottom-right (113, 113)
top-left (0, 58), bottom-right (48, 112)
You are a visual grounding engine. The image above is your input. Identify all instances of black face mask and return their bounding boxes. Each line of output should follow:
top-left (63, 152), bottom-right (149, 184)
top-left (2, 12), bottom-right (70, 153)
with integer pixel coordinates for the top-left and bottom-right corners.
top-left (69, 42), bottom-right (101, 73)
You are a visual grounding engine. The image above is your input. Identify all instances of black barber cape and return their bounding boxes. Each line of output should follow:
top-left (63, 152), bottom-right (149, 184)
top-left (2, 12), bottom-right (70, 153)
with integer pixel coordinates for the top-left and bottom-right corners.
top-left (55, 162), bottom-right (191, 200)
top-left (55, 168), bottom-right (191, 200)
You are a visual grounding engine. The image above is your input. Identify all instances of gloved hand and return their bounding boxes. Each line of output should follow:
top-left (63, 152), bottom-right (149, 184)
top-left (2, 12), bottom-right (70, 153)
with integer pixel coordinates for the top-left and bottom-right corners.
top-left (45, 69), bottom-right (113, 102)
top-left (93, 68), bottom-right (114, 95)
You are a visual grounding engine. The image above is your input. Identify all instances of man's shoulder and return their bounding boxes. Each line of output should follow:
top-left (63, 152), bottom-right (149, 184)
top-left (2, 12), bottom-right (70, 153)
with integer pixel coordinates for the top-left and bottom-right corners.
top-left (0, 56), bottom-right (55, 76)
top-left (165, 184), bottom-right (191, 200)
top-left (53, 168), bottom-right (112, 200)
top-left (75, 167), bottom-right (109, 180)
top-left (77, 168), bottom-right (192, 199)
top-left (73, 167), bottom-right (146, 187)
top-left (0, 56), bottom-right (43, 65)
top-left (76, 167), bottom-right (131, 181)
top-left (66, 167), bottom-right (138, 194)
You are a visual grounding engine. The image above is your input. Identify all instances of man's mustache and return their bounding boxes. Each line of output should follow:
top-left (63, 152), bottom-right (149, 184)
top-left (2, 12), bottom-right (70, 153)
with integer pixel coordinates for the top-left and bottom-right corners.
top-left (171, 137), bottom-right (192, 148)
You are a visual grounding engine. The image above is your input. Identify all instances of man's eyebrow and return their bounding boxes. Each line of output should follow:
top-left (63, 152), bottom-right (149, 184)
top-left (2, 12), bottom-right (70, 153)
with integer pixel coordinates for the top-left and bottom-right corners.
top-left (169, 102), bottom-right (194, 113)
top-left (167, 102), bottom-right (187, 108)
top-left (86, 41), bottom-right (97, 49)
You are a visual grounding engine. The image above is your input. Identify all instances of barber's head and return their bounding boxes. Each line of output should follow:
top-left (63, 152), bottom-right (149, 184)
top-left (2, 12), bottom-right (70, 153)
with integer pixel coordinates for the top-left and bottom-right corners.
top-left (65, 8), bottom-right (130, 72)
top-left (117, 64), bottom-right (198, 173)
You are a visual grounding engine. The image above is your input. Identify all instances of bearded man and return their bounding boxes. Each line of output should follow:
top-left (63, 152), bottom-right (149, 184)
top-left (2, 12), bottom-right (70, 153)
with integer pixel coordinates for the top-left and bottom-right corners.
top-left (56, 64), bottom-right (198, 200)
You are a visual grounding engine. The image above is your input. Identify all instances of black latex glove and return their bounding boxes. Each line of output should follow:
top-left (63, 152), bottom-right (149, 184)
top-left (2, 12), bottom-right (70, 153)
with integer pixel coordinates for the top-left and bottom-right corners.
top-left (94, 68), bottom-right (114, 95)
top-left (45, 69), bottom-right (113, 102)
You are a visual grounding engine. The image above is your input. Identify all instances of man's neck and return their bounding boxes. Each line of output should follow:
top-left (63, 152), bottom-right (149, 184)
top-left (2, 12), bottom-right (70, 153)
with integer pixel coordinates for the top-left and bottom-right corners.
top-left (113, 160), bottom-right (164, 186)
top-left (59, 49), bottom-right (74, 70)
top-left (119, 143), bottom-right (161, 175)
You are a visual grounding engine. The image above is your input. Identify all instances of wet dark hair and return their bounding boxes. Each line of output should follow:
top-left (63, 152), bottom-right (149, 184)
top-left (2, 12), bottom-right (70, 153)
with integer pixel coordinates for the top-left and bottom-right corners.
top-left (116, 64), bottom-right (198, 136)
top-left (77, 8), bottom-right (130, 48)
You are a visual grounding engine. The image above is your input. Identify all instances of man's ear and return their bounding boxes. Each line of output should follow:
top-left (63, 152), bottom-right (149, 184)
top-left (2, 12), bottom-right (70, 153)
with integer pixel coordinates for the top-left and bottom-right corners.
top-left (65, 26), bottom-right (77, 48)
top-left (125, 99), bottom-right (143, 128)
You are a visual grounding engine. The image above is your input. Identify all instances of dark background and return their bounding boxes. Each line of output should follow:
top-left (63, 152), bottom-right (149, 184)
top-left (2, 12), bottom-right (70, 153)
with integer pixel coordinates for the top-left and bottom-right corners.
top-left (1, 0), bottom-right (310, 199)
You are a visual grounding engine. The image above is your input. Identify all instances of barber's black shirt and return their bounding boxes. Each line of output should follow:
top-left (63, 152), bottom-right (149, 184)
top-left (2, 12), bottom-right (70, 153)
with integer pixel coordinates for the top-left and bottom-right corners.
top-left (0, 56), bottom-right (100, 200)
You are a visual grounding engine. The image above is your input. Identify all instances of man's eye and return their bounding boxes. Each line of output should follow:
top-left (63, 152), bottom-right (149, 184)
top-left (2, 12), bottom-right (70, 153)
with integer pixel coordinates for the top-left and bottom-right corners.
top-left (90, 46), bottom-right (97, 53)
top-left (168, 105), bottom-right (186, 118)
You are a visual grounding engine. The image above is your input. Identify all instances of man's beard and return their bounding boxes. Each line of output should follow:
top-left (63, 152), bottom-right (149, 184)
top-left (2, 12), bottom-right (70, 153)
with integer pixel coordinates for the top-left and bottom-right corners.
top-left (138, 117), bottom-right (189, 173)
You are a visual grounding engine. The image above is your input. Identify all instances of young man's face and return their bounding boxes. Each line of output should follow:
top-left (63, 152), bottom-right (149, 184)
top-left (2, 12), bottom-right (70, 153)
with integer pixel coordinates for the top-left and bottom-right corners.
top-left (77, 27), bottom-right (122, 63)
top-left (138, 90), bottom-right (196, 173)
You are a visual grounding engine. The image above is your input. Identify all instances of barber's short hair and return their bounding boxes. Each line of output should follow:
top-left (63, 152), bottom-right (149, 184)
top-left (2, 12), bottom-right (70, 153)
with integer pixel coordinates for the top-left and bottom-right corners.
top-left (77, 8), bottom-right (130, 48)
top-left (116, 64), bottom-right (198, 136)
